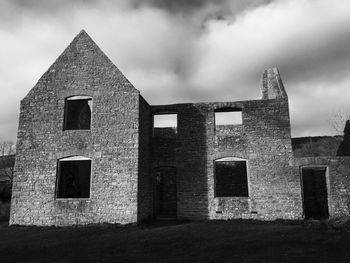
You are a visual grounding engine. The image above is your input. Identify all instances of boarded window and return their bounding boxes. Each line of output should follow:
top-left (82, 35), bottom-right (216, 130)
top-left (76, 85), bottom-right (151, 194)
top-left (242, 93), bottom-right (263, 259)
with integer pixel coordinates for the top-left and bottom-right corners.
top-left (215, 160), bottom-right (248, 197)
top-left (56, 157), bottom-right (91, 198)
top-left (64, 96), bottom-right (92, 130)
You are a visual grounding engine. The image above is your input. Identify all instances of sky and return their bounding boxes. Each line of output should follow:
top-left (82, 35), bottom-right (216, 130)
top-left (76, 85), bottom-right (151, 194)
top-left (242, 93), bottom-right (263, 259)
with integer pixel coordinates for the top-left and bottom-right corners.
top-left (1, 0), bottom-right (350, 141)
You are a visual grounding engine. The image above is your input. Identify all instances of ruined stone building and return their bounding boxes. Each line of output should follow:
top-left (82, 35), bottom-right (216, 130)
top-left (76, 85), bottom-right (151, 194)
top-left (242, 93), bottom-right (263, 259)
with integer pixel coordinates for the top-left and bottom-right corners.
top-left (9, 30), bottom-right (350, 226)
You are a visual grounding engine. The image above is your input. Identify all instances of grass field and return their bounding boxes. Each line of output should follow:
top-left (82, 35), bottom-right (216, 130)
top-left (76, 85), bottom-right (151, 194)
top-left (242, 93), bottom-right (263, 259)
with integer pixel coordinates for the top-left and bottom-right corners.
top-left (0, 220), bottom-right (350, 263)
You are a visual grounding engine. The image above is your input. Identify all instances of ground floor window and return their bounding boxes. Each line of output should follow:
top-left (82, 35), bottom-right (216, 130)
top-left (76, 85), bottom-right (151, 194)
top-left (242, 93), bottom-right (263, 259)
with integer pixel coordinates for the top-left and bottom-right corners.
top-left (215, 158), bottom-right (248, 197)
top-left (56, 156), bottom-right (91, 198)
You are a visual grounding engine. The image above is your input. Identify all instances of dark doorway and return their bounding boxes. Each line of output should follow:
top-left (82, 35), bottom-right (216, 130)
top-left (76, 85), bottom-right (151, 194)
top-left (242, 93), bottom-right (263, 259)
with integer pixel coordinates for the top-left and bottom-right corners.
top-left (154, 167), bottom-right (177, 219)
top-left (301, 167), bottom-right (329, 219)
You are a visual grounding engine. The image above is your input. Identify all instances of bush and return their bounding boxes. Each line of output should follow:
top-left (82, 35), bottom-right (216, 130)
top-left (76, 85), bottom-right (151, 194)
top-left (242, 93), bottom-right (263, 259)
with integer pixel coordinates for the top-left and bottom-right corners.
top-left (0, 201), bottom-right (10, 222)
top-left (322, 217), bottom-right (350, 232)
top-left (0, 183), bottom-right (12, 202)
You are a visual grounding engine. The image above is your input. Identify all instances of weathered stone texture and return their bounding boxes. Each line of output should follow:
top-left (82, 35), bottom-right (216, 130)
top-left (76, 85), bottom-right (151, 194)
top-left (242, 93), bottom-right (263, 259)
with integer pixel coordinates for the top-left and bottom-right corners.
top-left (209, 99), bottom-right (301, 220)
top-left (10, 30), bottom-right (350, 226)
top-left (151, 98), bottom-right (302, 221)
top-left (152, 104), bottom-right (209, 220)
top-left (294, 157), bottom-right (350, 219)
top-left (260, 67), bottom-right (287, 100)
top-left (10, 30), bottom-right (146, 226)
top-left (137, 96), bottom-right (153, 221)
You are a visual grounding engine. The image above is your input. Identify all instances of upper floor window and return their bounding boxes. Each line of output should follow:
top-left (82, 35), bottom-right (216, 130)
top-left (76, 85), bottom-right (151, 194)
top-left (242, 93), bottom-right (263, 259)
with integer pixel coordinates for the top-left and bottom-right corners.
top-left (214, 108), bottom-right (243, 140)
top-left (64, 96), bottom-right (92, 130)
top-left (153, 113), bottom-right (178, 136)
top-left (215, 109), bottom-right (242, 126)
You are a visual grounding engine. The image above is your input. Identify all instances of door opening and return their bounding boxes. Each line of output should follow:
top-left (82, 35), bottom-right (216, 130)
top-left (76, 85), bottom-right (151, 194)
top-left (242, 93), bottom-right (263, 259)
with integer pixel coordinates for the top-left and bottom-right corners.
top-left (301, 167), bottom-right (329, 219)
top-left (154, 167), bottom-right (177, 219)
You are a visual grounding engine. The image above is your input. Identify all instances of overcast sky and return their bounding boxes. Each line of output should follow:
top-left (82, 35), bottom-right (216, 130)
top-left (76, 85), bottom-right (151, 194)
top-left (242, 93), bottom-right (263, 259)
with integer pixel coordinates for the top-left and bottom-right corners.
top-left (1, 0), bottom-right (350, 141)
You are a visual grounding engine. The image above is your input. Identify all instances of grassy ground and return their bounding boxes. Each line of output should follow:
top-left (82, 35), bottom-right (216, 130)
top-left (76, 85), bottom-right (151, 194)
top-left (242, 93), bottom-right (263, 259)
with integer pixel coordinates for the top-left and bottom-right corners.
top-left (0, 220), bottom-right (350, 263)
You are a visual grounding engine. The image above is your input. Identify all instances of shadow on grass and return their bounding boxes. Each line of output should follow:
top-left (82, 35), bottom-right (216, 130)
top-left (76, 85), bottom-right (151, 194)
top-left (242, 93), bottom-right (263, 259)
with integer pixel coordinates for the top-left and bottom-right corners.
top-left (1, 218), bottom-right (350, 263)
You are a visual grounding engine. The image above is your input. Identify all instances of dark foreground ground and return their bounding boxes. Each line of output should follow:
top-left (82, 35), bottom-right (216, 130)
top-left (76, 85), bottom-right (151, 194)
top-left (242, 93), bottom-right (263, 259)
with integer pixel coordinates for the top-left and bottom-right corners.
top-left (0, 220), bottom-right (350, 263)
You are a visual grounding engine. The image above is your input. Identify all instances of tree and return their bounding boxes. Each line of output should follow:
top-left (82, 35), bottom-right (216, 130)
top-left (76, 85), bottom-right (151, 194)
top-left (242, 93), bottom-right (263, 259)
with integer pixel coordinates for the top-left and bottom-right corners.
top-left (328, 108), bottom-right (350, 135)
top-left (337, 120), bottom-right (350, 156)
top-left (0, 141), bottom-right (16, 183)
top-left (293, 136), bottom-right (341, 157)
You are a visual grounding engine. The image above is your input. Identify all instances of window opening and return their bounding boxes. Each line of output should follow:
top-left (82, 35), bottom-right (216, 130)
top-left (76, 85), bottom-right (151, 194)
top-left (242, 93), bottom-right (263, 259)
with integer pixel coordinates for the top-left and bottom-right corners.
top-left (64, 96), bottom-right (92, 130)
top-left (153, 114), bottom-right (177, 136)
top-left (215, 159), bottom-right (248, 197)
top-left (56, 157), bottom-right (91, 198)
top-left (215, 111), bottom-right (242, 126)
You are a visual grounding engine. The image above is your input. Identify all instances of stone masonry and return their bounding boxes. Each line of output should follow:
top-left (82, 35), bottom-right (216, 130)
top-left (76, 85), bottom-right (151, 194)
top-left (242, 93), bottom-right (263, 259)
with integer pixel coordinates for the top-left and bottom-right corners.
top-left (9, 30), bottom-right (350, 226)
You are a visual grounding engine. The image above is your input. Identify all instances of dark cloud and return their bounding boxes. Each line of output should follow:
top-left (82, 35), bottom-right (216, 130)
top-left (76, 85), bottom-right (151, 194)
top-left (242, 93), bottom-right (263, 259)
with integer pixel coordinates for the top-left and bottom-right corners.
top-left (2, 0), bottom-right (95, 11)
top-left (1, 0), bottom-right (272, 14)
top-left (133, 0), bottom-right (223, 13)
top-left (0, 0), bottom-right (274, 26)
top-left (0, 0), bottom-right (91, 28)
top-left (1, 0), bottom-right (350, 141)
top-left (131, 0), bottom-right (275, 27)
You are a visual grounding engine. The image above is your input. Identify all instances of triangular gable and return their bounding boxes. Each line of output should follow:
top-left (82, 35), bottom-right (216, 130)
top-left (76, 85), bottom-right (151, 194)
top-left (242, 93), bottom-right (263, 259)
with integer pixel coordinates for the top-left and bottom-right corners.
top-left (24, 30), bottom-right (138, 100)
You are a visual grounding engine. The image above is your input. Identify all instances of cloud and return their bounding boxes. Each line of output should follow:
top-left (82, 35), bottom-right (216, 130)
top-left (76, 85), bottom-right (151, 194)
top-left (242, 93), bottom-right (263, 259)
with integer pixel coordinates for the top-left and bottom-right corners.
top-left (0, 0), bottom-right (270, 19)
top-left (185, 0), bottom-right (350, 135)
top-left (133, 0), bottom-right (223, 13)
top-left (0, 0), bottom-right (350, 141)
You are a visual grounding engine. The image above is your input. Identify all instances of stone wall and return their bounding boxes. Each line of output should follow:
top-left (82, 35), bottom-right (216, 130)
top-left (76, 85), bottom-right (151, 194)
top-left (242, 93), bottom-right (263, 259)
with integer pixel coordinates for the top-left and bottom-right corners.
top-left (151, 98), bottom-right (303, 220)
top-left (152, 104), bottom-right (209, 219)
top-left (151, 69), bottom-right (302, 221)
top-left (209, 99), bottom-right (301, 220)
top-left (294, 157), bottom-right (350, 219)
top-left (14, 30), bottom-right (349, 226)
top-left (137, 96), bottom-right (153, 221)
top-left (10, 30), bottom-right (145, 226)
top-left (149, 68), bottom-right (303, 220)
top-left (260, 67), bottom-right (287, 99)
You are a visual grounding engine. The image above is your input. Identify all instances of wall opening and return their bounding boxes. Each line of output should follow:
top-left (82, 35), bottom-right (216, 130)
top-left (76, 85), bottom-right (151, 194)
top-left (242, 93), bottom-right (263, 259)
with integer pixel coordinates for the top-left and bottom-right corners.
top-left (56, 156), bottom-right (91, 199)
top-left (215, 109), bottom-right (242, 126)
top-left (64, 96), bottom-right (92, 130)
top-left (215, 158), bottom-right (248, 197)
top-left (153, 113), bottom-right (177, 137)
top-left (154, 166), bottom-right (177, 218)
top-left (301, 167), bottom-right (329, 219)
top-left (214, 108), bottom-right (242, 141)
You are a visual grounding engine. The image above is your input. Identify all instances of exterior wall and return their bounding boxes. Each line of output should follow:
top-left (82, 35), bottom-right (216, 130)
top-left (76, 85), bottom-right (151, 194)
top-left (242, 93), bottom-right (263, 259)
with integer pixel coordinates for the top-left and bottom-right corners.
top-left (137, 96), bottom-right (153, 221)
top-left (226, 98), bottom-right (302, 220)
top-left (152, 104), bottom-right (209, 220)
top-left (14, 30), bottom-right (350, 226)
top-left (151, 98), bottom-right (303, 221)
top-left (294, 157), bottom-right (350, 219)
top-left (10, 31), bottom-right (141, 226)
